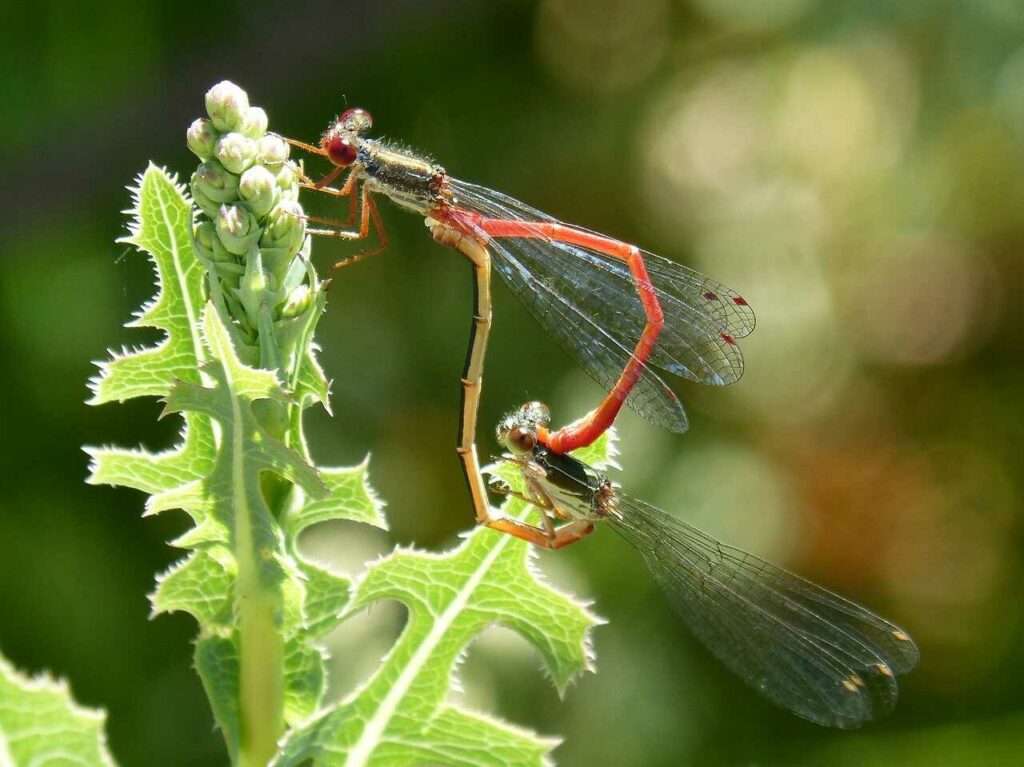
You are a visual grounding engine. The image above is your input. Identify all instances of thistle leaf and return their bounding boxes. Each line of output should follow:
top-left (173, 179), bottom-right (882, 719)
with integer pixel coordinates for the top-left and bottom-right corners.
top-left (85, 164), bottom-right (215, 497)
top-left (273, 438), bottom-right (611, 767)
top-left (0, 654), bottom-right (117, 766)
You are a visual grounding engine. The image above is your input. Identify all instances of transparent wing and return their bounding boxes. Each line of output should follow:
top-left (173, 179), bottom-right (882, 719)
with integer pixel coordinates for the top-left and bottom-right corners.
top-left (490, 236), bottom-right (688, 431)
top-left (606, 496), bottom-right (919, 728)
top-left (448, 180), bottom-right (754, 430)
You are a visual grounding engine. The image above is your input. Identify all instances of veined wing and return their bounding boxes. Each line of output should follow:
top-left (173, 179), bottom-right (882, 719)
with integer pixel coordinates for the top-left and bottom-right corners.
top-left (607, 496), bottom-right (918, 728)
top-left (449, 179), bottom-right (754, 392)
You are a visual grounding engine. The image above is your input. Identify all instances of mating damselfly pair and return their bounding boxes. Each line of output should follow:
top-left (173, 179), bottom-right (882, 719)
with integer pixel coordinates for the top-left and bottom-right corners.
top-left (278, 107), bottom-right (917, 727)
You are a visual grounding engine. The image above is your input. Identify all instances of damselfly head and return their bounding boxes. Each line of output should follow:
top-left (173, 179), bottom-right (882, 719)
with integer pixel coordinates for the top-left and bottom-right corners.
top-left (495, 401), bottom-right (551, 454)
top-left (320, 108), bottom-right (373, 168)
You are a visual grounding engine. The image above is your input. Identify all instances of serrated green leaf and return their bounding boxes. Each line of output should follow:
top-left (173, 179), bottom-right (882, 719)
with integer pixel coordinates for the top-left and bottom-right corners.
top-left (159, 304), bottom-right (329, 747)
top-left (0, 654), bottom-right (117, 767)
top-left (86, 163), bottom-right (216, 501)
top-left (283, 459), bottom-right (385, 639)
top-left (364, 706), bottom-right (557, 767)
top-left (160, 302), bottom-right (326, 613)
top-left (86, 165), bottom-right (216, 497)
top-left (284, 642), bottom-right (326, 723)
top-left (274, 435), bottom-right (615, 767)
top-left (151, 548), bottom-right (235, 628)
top-left (86, 415), bottom-right (214, 495)
top-left (195, 637), bottom-right (241, 759)
top-left (89, 163), bottom-right (207, 403)
top-left (297, 561), bottom-right (352, 638)
top-left (275, 501), bottom-right (604, 765)
top-left (285, 460), bottom-right (387, 537)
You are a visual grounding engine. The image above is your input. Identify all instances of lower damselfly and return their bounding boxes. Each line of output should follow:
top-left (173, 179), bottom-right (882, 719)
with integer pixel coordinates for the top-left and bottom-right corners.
top-left (489, 401), bottom-right (918, 728)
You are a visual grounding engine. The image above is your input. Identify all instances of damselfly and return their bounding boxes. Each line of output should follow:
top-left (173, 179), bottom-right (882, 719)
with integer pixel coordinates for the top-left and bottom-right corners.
top-left (489, 401), bottom-right (918, 728)
top-left (284, 109), bottom-right (754, 538)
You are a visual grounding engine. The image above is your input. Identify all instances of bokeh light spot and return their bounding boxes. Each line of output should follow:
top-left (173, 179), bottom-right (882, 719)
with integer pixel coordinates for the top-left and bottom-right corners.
top-left (535, 0), bottom-right (670, 95)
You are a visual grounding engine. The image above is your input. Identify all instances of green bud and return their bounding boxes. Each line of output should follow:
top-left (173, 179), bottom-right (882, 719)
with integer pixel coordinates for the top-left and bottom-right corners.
top-left (239, 106), bottom-right (268, 139)
top-left (191, 183), bottom-right (221, 219)
top-left (187, 117), bottom-right (218, 160)
top-left (260, 200), bottom-right (307, 257)
top-left (222, 288), bottom-right (252, 337)
top-left (193, 221), bottom-right (218, 260)
top-left (192, 160), bottom-right (239, 204)
top-left (216, 203), bottom-right (263, 256)
top-left (205, 80), bottom-right (249, 132)
top-left (278, 182), bottom-right (300, 205)
top-left (213, 260), bottom-right (246, 280)
top-left (239, 165), bottom-right (279, 218)
top-left (256, 135), bottom-right (289, 166)
top-left (239, 247), bottom-right (270, 329)
top-left (280, 284), bottom-right (312, 318)
top-left (193, 221), bottom-right (235, 263)
top-left (215, 132), bottom-right (256, 175)
top-left (275, 162), bottom-right (299, 191)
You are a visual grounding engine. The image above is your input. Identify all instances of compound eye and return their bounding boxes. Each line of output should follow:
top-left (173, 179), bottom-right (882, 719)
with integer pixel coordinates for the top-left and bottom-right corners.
top-left (507, 426), bottom-right (536, 456)
top-left (340, 107), bottom-right (373, 133)
top-left (325, 135), bottom-right (358, 167)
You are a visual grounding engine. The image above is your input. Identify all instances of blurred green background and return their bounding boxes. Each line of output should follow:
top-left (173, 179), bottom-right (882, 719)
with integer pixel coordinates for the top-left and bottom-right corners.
top-left (2, 0), bottom-right (1023, 764)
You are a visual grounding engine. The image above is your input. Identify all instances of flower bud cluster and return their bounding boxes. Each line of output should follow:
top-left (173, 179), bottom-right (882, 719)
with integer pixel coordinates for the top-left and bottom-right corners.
top-left (188, 81), bottom-right (319, 370)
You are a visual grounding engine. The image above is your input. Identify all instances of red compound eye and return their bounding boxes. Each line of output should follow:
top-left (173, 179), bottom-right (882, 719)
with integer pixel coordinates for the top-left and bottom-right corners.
top-left (326, 135), bottom-right (357, 167)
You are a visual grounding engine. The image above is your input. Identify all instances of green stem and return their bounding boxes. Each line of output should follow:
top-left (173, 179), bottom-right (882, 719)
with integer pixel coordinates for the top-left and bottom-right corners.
top-left (233, 384), bottom-right (286, 767)
top-left (236, 579), bottom-right (284, 767)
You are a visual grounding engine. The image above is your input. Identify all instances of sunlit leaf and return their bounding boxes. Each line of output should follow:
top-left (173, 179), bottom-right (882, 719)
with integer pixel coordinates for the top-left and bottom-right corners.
top-left (0, 654), bottom-right (117, 767)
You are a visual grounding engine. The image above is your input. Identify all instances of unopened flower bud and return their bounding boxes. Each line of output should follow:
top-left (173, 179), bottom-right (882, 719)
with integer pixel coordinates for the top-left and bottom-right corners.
top-left (280, 284), bottom-right (312, 318)
top-left (275, 163), bottom-right (302, 203)
top-left (278, 184), bottom-right (300, 206)
top-left (239, 165), bottom-right (279, 218)
top-left (193, 221), bottom-right (217, 260)
top-left (191, 184), bottom-right (220, 219)
top-left (256, 135), bottom-right (289, 166)
top-left (187, 118), bottom-right (218, 160)
top-left (275, 162), bottom-right (298, 191)
top-left (215, 132), bottom-right (256, 175)
top-left (192, 160), bottom-right (239, 203)
top-left (238, 247), bottom-right (272, 329)
top-left (193, 221), bottom-right (235, 263)
top-left (216, 203), bottom-right (263, 256)
top-left (260, 201), bottom-right (306, 257)
top-left (205, 81), bottom-right (249, 132)
top-left (239, 106), bottom-right (268, 139)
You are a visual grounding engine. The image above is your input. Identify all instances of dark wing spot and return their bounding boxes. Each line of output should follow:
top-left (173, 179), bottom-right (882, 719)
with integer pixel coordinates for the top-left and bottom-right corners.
top-left (720, 332), bottom-right (736, 345)
top-left (703, 291), bottom-right (719, 301)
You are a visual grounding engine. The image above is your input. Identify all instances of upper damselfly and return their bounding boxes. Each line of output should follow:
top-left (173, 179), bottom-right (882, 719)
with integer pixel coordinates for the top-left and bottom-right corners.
top-left (283, 109), bottom-right (754, 537)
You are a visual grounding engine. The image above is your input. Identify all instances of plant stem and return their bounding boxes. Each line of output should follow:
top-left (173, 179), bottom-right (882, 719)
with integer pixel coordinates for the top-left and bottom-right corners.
top-left (237, 583), bottom-right (284, 767)
top-left (235, 402), bottom-right (286, 767)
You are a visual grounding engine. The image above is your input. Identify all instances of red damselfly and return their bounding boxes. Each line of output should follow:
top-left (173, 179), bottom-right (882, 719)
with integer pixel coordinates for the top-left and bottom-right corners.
top-left (283, 109), bottom-right (754, 539)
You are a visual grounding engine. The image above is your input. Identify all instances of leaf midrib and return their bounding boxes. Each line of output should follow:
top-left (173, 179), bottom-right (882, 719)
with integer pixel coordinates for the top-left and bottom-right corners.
top-left (154, 181), bottom-right (206, 368)
top-left (344, 534), bottom-right (513, 767)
